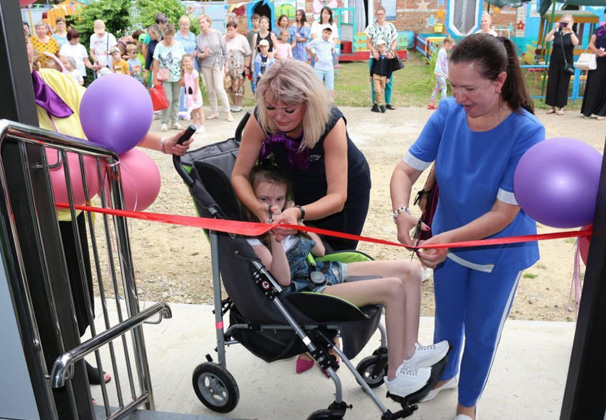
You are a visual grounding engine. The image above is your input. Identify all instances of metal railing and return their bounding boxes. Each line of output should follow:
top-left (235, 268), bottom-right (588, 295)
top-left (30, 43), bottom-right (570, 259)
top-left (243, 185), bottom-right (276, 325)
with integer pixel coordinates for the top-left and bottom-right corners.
top-left (0, 120), bottom-right (169, 420)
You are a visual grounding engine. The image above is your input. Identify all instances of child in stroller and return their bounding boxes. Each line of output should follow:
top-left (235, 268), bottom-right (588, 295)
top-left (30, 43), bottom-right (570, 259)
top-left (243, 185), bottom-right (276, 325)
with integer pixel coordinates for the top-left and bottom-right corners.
top-left (243, 161), bottom-right (449, 398)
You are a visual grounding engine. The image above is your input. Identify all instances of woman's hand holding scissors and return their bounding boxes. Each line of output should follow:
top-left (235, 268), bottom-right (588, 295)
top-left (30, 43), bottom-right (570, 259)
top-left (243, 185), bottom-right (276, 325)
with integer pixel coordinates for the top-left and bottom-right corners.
top-left (416, 232), bottom-right (451, 268)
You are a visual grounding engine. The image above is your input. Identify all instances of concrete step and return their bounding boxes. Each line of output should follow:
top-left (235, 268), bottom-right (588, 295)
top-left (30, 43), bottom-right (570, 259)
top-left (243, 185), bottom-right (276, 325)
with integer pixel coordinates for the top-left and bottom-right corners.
top-left (94, 406), bottom-right (250, 420)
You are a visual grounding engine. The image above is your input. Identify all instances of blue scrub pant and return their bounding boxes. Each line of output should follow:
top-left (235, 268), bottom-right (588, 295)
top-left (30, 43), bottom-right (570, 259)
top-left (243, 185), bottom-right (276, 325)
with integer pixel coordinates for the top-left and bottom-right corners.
top-left (369, 58), bottom-right (392, 105)
top-left (433, 258), bottom-right (522, 407)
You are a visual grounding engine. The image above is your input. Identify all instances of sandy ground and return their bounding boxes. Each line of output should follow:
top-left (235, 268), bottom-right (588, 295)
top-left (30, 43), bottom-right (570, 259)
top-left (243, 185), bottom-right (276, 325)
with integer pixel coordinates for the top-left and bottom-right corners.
top-left (109, 105), bottom-right (606, 322)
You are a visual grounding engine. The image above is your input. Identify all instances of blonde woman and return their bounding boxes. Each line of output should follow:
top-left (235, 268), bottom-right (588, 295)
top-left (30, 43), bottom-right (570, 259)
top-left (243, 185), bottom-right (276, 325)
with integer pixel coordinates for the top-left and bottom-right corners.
top-left (232, 60), bottom-right (371, 251)
top-left (196, 14), bottom-right (233, 122)
top-left (545, 14), bottom-right (579, 115)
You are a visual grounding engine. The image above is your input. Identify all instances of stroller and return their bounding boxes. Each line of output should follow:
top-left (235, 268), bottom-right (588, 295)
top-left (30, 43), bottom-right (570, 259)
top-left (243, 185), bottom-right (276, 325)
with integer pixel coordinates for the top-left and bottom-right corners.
top-left (173, 114), bottom-right (448, 420)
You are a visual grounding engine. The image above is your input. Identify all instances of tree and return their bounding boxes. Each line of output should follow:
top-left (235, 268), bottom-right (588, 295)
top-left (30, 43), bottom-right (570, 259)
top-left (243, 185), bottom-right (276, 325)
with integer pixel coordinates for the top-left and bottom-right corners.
top-left (72, 0), bottom-right (186, 44)
top-left (137, 0), bottom-right (186, 28)
top-left (72, 0), bottom-right (131, 43)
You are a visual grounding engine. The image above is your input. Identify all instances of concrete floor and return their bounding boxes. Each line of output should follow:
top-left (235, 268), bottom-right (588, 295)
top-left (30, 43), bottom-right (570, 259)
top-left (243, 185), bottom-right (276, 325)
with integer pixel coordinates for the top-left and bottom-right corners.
top-left (90, 301), bottom-right (575, 420)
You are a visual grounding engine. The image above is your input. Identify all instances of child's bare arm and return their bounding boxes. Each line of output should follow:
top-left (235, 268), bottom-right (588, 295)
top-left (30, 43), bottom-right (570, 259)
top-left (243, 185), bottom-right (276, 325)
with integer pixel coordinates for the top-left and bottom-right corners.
top-left (268, 235), bottom-right (292, 286)
top-left (252, 241), bottom-right (290, 286)
top-left (307, 230), bottom-right (326, 257)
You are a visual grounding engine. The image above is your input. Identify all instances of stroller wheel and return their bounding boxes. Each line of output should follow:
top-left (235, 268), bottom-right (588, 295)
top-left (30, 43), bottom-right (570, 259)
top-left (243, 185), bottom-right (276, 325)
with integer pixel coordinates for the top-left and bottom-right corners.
top-left (356, 355), bottom-right (387, 389)
top-left (192, 362), bottom-right (239, 413)
top-left (307, 408), bottom-right (346, 420)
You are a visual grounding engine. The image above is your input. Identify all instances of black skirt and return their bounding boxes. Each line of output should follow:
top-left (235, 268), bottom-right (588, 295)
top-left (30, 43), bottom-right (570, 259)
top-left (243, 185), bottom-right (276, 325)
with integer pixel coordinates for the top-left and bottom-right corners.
top-left (581, 56), bottom-right (606, 117)
top-left (545, 60), bottom-right (572, 108)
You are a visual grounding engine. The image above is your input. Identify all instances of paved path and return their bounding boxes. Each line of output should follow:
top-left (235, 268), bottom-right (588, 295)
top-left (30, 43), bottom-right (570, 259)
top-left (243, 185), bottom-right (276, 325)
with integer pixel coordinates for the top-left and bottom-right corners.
top-left (92, 302), bottom-right (575, 420)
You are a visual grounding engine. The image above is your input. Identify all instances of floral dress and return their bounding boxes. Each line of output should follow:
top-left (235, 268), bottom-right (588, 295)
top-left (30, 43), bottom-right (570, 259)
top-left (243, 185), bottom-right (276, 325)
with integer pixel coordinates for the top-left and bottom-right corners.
top-left (290, 25), bottom-right (310, 62)
top-left (225, 34), bottom-right (252, 97)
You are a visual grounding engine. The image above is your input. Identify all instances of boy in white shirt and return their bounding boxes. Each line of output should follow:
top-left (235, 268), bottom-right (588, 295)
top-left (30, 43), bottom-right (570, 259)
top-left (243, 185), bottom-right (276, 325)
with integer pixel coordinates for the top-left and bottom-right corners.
top-left (306, 27), bottom-right (335, 98)
top-left (428, 37), bottom-right (454, 110)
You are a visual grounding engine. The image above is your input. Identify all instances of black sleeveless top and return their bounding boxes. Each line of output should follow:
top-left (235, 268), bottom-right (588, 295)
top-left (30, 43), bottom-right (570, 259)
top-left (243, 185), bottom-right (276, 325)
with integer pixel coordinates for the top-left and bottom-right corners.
top-left (551, 31), bottom-right (574, 63)
top-left (255, 32), bottom-right (274, 52)
top-left (257, 106), bottom-right (372, 207)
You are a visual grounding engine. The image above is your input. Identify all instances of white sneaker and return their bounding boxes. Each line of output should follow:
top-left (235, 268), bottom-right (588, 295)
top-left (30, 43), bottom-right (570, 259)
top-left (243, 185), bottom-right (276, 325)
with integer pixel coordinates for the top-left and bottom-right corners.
top-left (196, 125), bottom-right (206, 133)
top-left (171, 122), bottom-right (183, 130)
top-left (404, 341), bottom-right (449, 369)
top-left (419, 375), bottom-right (458, 402)
top-left (454, 415), bottom-right (474, 420)
top-left (384, 365), bottom-right (431, 398)
top-left (160, 123), bottom-right (168, 132)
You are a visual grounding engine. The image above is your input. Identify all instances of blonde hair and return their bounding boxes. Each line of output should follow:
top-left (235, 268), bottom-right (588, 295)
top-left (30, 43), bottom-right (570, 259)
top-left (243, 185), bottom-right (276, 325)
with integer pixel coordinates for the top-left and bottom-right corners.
top-left (198, 14), bottom-right (212, 25)
top-left (256, 60), bottom-right (332, 150)
top-left (562, 14), bottom-right (575, 24)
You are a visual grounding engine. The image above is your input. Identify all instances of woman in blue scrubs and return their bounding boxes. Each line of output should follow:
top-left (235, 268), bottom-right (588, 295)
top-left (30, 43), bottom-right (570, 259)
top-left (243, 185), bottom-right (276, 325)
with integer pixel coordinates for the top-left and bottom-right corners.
top-left (390, 34), bottom-right (545, 420)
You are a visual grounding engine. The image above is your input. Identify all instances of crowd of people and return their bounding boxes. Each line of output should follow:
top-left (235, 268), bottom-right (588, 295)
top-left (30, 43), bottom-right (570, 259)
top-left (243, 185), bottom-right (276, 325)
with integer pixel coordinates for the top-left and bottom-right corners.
top-left (24, 5), bottom-right (412, 133)
top-left (25, 6), bottom-right (606, 129)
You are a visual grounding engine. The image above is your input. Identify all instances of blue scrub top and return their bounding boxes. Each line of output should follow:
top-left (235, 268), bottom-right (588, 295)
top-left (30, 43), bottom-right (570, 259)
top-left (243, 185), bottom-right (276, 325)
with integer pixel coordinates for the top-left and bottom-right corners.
top-left (404, 97), bottom-right (545, 273)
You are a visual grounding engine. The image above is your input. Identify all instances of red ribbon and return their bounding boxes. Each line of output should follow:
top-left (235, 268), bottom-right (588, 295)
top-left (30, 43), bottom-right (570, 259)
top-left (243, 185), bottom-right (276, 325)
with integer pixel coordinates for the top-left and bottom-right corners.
top-left (57, 203), bottom-right (592, 250)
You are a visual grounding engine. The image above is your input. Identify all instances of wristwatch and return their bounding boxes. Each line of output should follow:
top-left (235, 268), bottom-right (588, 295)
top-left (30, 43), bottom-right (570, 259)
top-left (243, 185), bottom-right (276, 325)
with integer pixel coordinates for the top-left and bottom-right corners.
top-left (393, 206), bottom-right (411, 223)
top-left (295, 205), bottom-right (305, 222)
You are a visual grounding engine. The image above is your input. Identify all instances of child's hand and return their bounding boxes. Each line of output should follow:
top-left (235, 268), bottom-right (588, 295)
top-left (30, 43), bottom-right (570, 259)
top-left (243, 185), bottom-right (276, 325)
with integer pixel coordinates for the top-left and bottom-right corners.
top-left (267, 205), bottom-right (282, 221)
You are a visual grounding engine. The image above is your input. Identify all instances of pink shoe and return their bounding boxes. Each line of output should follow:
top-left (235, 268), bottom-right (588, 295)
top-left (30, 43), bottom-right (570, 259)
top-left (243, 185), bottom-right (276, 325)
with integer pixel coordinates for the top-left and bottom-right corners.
top-left (427, 104), bottom-right (438, 110)
top-left (296, 355), bottom-right (314, 374)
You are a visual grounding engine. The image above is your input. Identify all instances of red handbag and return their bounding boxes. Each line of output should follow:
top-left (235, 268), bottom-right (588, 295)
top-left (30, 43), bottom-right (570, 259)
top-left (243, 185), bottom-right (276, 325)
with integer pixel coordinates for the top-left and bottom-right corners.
top-left (150, 83), bottom-right (168, 111)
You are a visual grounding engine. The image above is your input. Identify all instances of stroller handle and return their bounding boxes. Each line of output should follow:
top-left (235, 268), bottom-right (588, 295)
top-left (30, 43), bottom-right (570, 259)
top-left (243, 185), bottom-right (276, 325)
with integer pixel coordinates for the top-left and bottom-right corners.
top-left (172, 125), bottom-right (197, 187)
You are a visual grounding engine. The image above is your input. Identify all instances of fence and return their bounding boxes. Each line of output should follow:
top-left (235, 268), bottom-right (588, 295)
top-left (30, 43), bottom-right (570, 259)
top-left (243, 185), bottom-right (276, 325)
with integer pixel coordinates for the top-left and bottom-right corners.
top-left (0, 120), bottom-right (170, 420)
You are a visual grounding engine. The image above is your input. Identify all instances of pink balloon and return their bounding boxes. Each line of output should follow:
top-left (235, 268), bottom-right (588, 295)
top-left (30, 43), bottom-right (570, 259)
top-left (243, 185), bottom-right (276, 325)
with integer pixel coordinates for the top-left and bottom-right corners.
top-left (110, 149), bottom-right (161, 211)
top-left (47, 150), bottom-right (101, 206)
top-left (579, 224), bottom-right (592, 266)
top-left (20, 0), bottom-right (36, 6)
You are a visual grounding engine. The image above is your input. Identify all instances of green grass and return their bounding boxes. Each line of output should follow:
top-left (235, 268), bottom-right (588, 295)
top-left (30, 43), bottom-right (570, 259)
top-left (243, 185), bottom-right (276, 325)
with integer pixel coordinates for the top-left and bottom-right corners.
top-left (523, 273), bottom-right (538, 279)
top-left (218, 50), bottom-right (572, 109)
top-left (235, 52), bottom-right (435, 109)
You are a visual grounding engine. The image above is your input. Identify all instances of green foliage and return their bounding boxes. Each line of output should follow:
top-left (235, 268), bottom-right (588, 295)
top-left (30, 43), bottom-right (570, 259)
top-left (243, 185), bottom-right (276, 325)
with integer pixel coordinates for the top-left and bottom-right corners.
top-left (137, 0), bottom-right (186, 28)
top-left (523, 273), bottom-right (538, 279)
top-left (73, 0), bottom-right (131, 43)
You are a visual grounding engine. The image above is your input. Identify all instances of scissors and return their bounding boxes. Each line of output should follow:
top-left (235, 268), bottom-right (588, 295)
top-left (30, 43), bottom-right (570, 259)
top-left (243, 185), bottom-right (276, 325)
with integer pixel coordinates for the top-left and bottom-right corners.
top-left (410, 218), bottom-right (422, 260)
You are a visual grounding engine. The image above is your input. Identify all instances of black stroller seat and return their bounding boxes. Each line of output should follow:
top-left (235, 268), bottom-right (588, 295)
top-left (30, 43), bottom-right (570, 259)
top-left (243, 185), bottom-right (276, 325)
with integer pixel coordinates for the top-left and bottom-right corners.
top-left (174, 113), bottom-right (448, 419)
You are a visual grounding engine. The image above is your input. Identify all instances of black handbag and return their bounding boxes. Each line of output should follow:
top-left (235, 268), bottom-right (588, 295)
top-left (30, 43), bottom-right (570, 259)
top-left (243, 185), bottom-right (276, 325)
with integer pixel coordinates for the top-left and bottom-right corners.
top-left (392, 51), bottom-right (404, 71)
top-left (559, 31), bottom-right (575, 75)
top-left (564, 63), bottom-right (575, 75)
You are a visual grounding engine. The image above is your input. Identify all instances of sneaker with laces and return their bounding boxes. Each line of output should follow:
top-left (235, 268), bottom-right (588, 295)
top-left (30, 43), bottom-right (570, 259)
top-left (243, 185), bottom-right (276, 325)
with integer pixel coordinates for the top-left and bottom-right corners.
top-left (160, 123), bottom-right (168, 132)
top-left (404, 341), bottom-right (449, 369)
top-left (171, 122), bottom-right (183, 130)
top-left (385, 365), bottom-right (431, 397)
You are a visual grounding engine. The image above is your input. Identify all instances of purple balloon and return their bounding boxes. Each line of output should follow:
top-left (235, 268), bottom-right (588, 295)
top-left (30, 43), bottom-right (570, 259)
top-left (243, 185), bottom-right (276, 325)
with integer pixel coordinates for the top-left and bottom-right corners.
top-left (514, 137), bottom-right (602, 228)
top-left (80, 74), bottom-right (153, 155)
